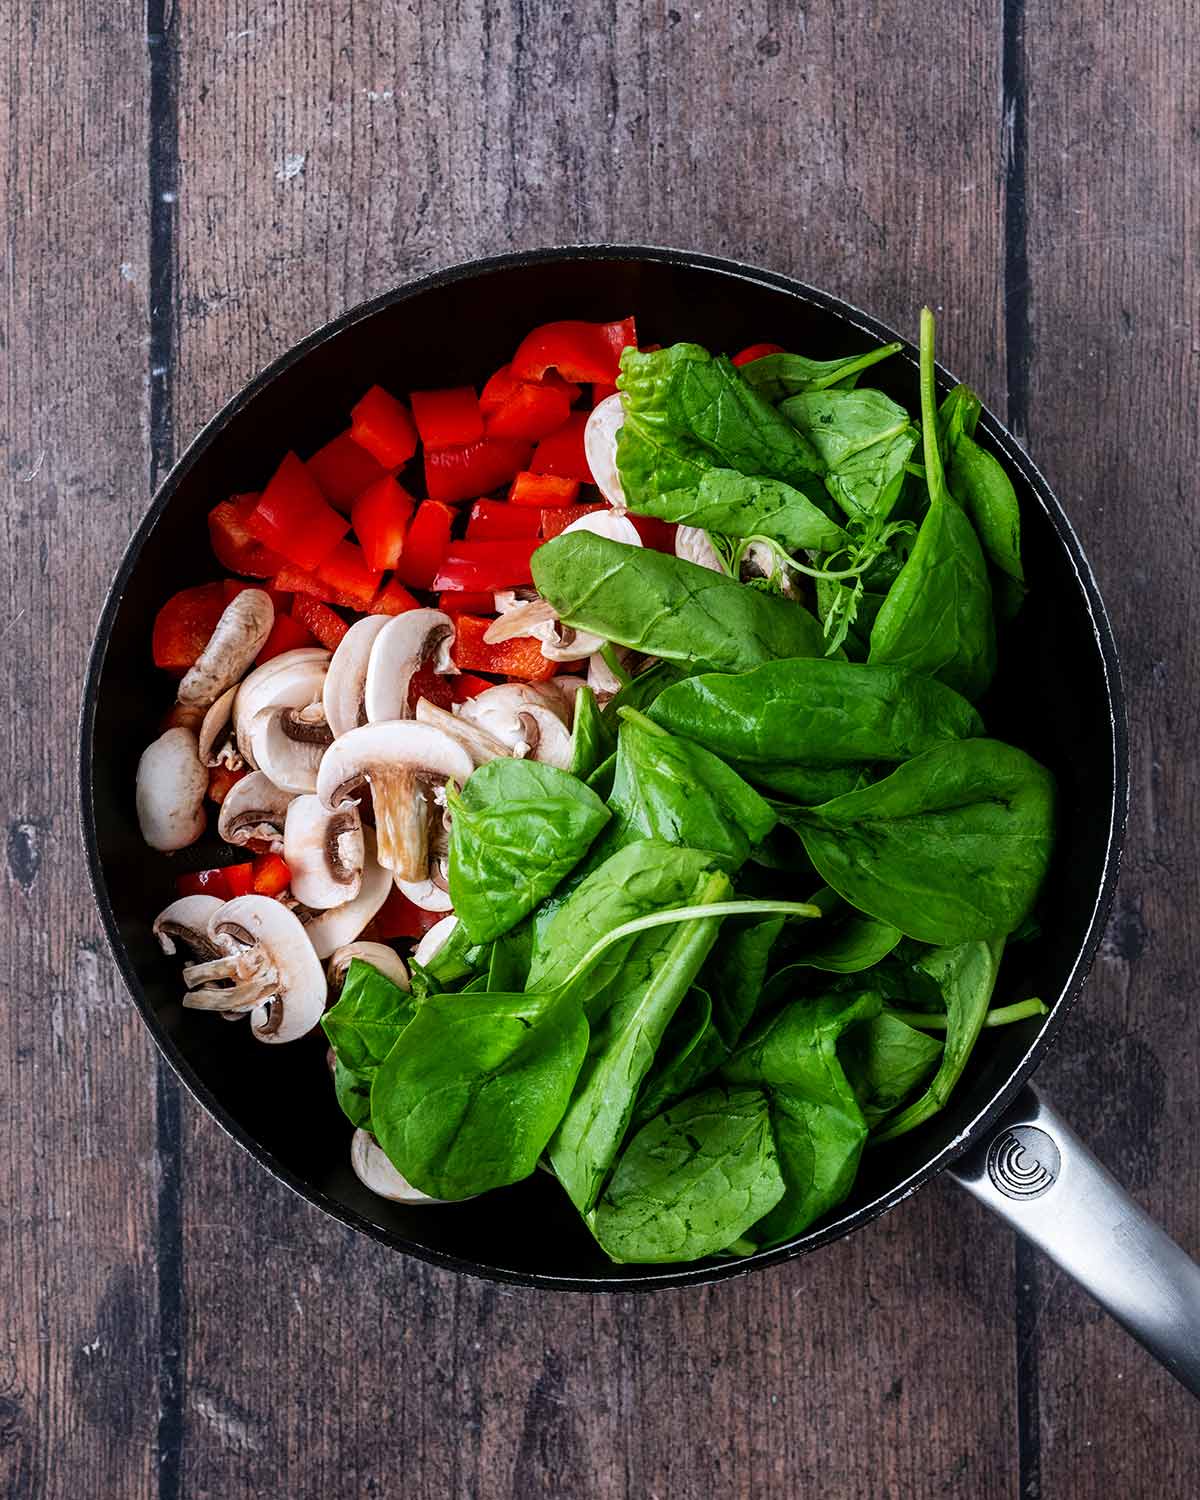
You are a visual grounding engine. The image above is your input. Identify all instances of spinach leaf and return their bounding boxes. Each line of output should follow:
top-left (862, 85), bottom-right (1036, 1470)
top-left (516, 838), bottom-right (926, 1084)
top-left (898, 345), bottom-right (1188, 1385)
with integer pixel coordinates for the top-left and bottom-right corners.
top-left (785, 739), bottom-right (1055, 946)
top-left (872, 938), bottom-right (1004, 1142)
top-left (589, 1086), bottom-right (785, 1264)
top-left (839, 1011), bottom-right (944, 1127)
top-left (723, 990), bottom-right (879, 1244)
top-left (371, 987), bottom-right (589, 1199)
top-left (549, 867), bottom-right (731, 1213)
top-left (648, 658), bottom-right (984, 801)
top-left (773, 887), bottom-right (902, 974)
top-left (946, 434), bottom-right (1026, 619)
top-left (604, 710), bottom-right (777, 871)
top-left (586, 751), bottom-right (616, 798)
top-left (421, 920), bottom-right (487, 986)
top-left (447, 758), bottom-right (610, 944)
top-left (703, 913), bottom-right (786, 1047)
top-left (532, 532), bottom-right (828, 674)
top-left (487, 920), bottom-right (533, 992)
top-left (780, 388), bottom-right (919, 521)
top-left (631, 985), bottom-right (726, 1127)
top-left (568, 685), bottom-right (613, 780)
top-left (740, 342), bottom-right (903, 401)
top-left (321, 958), bottom-right (416, 1130)
top-left (938, 383), bottom-right (982, 450)
top-left (601, 661), bottom-right (686, 725)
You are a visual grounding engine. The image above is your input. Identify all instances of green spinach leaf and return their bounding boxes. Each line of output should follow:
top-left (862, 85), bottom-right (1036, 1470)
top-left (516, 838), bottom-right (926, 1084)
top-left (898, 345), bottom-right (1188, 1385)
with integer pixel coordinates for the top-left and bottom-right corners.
top-left (321, 958), bottom-right (416, 1130)
top-left (772, 886), bottom-right (903, 975)
top-left (703, 913), bottom-right (786, 1047)
top-left (946, 434), bottom-right (1026, 619)
top-left (631, 985), bottom-right (723, 1127)
top-left (780, 388), bottom-right (919, 521)
top-left (740, 342), bottom-right (903, 401)
top-left (568, 685), bottom-right (613, 780)
top-left (839, 1011), bottom-right (944, 1127)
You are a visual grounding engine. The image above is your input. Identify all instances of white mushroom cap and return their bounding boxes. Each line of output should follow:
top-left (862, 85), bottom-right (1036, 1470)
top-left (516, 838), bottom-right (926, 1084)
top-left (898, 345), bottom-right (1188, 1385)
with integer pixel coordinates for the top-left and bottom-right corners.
top-left (300, 829), bottom-right (393, 958)
top-left (316, 721), bottom-right (473, 881)
top-left (153, 894), bottom-right (224, 958)
top-left (675, 525), bottom-right (724, 573)
top-left (233, 649), bottom-right (330, 770)
top-left (283, 794), bottom-right (364, 910)
top-left (326, 941), bottom-right (410, 997)
top-left (323, 615), bottom-right (390, 738)
top-left (414, 697), bottom-right (511, 767)
top-left (413, 913), bottom-right (458, 969)
top-left (350, 1130), bottom-right (445, 1204)
top-left (393, 873), bottom-right (454, 913)
top-left (247, 703), bottom-right (332, 794)
top-left (587, 646), bottom-right (632, 703)
top-left (483, 595), bottom-right (604, 664)
top-left (584, 392), bottom-right (627, 509)
top-left (217, 770), bottom-right (296, 851)
top-left (183, 894), bottom-right (325, 1044)
top-left (364, 609), bottom-right (458, 725)
top-left (177, 589), bottom-right (275, 711)
top-left (197, 684), bottom-right (241, 767)
top-left (136, 727), bottom-right (208, 852)
top-left (456, 683), bottom-right (572, 768)
top-left (560, 507), bottom-right (642, 548)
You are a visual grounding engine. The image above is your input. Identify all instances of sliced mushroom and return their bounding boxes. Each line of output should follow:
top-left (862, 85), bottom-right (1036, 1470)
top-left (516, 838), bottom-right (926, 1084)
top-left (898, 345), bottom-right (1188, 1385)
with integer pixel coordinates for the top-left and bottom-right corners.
top-left (177, 589), bottom-right (274, 711)
top-left (456, 683), bottom-right (572, 768)
top-left (414, 697), bottom-right (512, 766)
top-left (300, 829), bottom-right (393, 959)
top-left (584, 392), bottom-right (627, 509)
top-left (248, 702), bottom-right (333, 793)
top-left (182, 894), bottom-right (325, 1044)
top-left (316, 721), bottom-right (473, 881)
top-left (153, 895), bottom-right (224, 959)
top-left (350, 1129), bottom-right (445, 1204)
top-left (323, 615), bottom-right (390, 738)
top-left (136, 727), bottom-right (208, 851)
top-left (197, 684), bottom-right (241, 767)
top-left (741, 539), bottom-right (802, 599)
top-left (560, 507), bottom-right (642, 548)
top-left (484, 594), bottom-right (605, 664)
top-left (233, 649), bottom-right (330, 770)
top-left (587, 646), bottom-right (633, 703)
top-left (217, 770), bottom-right (296, 852)
top-left (326, 941), bottom-right (410, 997)
top-left (413, 913), bottom-right (458, 968)
top-left (394, 873), bottom-right (454, 913)
top-left (364, 609), bottom-right (458, 724)
top-left (284, 794), bottom-right (364, 909)
top-left (675, 524), bottom-right (725, 573)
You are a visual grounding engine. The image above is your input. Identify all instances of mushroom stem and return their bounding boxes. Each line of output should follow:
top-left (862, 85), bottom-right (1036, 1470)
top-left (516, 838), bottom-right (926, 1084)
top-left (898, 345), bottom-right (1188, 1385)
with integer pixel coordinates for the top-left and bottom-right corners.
top-left (372, 767), bottom-right (430, 881)
top-left (182, 948), bottom-right (280, 1013)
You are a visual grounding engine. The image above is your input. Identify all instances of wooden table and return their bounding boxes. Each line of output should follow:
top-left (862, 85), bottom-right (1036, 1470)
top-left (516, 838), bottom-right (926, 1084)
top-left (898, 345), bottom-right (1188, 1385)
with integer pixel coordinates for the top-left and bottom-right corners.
top-left (3, 2), bottom-right (1198, 1495)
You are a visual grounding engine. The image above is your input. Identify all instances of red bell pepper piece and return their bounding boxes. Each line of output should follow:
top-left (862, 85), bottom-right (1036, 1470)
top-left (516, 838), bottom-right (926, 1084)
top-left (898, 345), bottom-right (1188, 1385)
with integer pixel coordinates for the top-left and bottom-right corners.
top-left (206, 764), bottom-right (248, 805)
top-left (307, 430), bottom-right (389, 512)
top-left (484, 379), bottom-right (572, 442)
top-left (540, 503), bottom-right (607, 540)
top-left (352, 476), bottom-right (415, 572)
top-left (452, 614), bottom-right (558, 682)
top-left (508, 470), bottom-right (581, 507)
top-left (316, 541), bottom-right (383, 613)
top-left (731, 341), bottom-right (786, 368)
top-left (256, 612), bottom-right (317, 664)
top-left (292, 595), bottom-right (349, 651)
top-left (480, 364), bottom-right (581, 414)
top-left (510, 317), bottom-right (637, 385)
top-left (208, 495), bottom-right (284, 577)
top-left (272, 563), bottom-right (343, 606)
top-left (592, 382), bottom-right (619, 406)
top-left (368, 886), bottom-right (446, 941)
top-left (370, 577), bottom-right (422, 616)
top-left (453, 672), bottom-right (494, 700)
top-left (222, 578), bottom-right (291, 614)
top-left (410, 386), bottom-right (485, 449)
top-left (394, 500), bottom-right (456, 589)
top-left (437, 590), bottom-right (496, 615)
top-left (152, 582), bottom-right (227, 673)
top-left (176, 863), bottom-right (255, 901)
top-left (433, 539), bottom-right (539, 593)
top-left (350, 386), bottom-right (419, 468)
top-left (530, 413), bottom-right (591, 482)
top-left (424, 436), bottom-right (533, 505)
top-left (245, 453), bottom-right (350, 571)
top-left (252, 852), bottom-right (292, 897)
top-left (407, 660), bottom-right (457, 712)
top-left (465, 500), bottom-right (543, 541)
top-left (629, 514), bottom-right (677, 552)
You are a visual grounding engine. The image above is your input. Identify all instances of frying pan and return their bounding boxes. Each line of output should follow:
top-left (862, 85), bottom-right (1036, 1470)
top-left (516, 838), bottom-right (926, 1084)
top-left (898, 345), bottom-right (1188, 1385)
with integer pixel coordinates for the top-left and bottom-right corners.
top-left (79, 247), bottom-right (1200, 1393)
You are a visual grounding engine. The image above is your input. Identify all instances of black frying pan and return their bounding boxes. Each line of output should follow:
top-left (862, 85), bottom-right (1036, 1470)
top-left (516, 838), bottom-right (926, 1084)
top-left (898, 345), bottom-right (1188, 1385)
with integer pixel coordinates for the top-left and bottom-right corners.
top-left (79, 247), bottom-right (1200, 1391)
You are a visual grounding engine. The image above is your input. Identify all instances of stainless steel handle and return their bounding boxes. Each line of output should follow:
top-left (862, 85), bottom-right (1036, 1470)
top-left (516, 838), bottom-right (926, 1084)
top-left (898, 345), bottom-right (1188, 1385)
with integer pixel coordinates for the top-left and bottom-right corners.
top-left (948, 1084), bottom-right (1200, 1396)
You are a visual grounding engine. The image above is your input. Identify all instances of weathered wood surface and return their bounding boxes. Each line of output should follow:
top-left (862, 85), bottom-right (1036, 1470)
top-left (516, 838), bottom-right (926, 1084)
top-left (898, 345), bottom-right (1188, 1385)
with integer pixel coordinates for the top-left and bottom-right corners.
top-left (1, 2), bottom-right (1197, 1497)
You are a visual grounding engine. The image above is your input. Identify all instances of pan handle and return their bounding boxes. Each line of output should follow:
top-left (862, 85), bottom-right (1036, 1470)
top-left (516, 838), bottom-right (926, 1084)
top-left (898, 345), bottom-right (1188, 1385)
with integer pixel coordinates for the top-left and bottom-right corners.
top-left (948, 1084), bottom-right (1200, 1396)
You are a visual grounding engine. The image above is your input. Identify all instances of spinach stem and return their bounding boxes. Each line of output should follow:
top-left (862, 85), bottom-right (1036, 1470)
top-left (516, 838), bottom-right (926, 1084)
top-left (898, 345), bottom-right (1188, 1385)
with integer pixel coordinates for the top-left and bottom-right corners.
top-left (886, 998), bottom-right (1048, 1031)
top-left (599, 641), bottom-right (633, 687)
top-left (615, 705), bottom-right (669, 736)
top-left (918, 306), bottom-right (948, 506)
top-left (806, 340), bottom-right (905, 391)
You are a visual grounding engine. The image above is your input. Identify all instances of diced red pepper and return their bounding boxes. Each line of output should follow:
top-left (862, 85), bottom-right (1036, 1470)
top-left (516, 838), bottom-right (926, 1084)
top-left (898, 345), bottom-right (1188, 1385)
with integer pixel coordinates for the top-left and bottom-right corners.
top-left (453, 672), bottom-right (494, 700)
top-left (425, 437), bottom-right (533, 505)
top-left (629, 514), bottom-right (678, 552)
top-left (206, 764), bottom-right (248, 805)
top-left (433, 539), bottom-right (539, 593)
top-left (208, 495), bottom-right (284, 577)
top-left (452, 613), bottom-right (558, 682)
top-left (175, 863), bottom-right (255, 901)
top-left (307, 430), bottom-right (389, 512)
top-left (510, 317), bottom-right (637, 385)
top-left (352, 476), bottom-right (415, 572)
top-left (370, 577), bottom-right (422, 616)
top-left (245, 453), bottom-right (350, 571)
top-left (292, 594), bottom-right (349, 651)
top-left (316, 541), bottom-right (383, 613)
top-left (465, 500), bottom-right (543, 541)
top-left (410, 386), bottom-right (484, 449)
top-left (394, 500), bottom-right (456, 589)
top-left (407, 660), bottom-right (457, 712)
top-left (484, 379), bottom-right (572, 442)
top-left (508, 470), bottom-right (582, 507)
top-left (540, 503), bottom-right (607, 540)
top-left (732, 341), bottom-right (786, 367)
top-left (592, 382), bottom-right (619, 406)
top-left (437, 590), bottom-right (496, 615)
top-left (152, 582), bottom-right (227, 674)
top-left (530, 413), bottom-right (591, 482)
top-left (369, 886), bottom-right (446, 941)
top-left (256, 612), bottom-right (317, 664)
top-left (222, 578), bottom-right (291, 614)
top-left (272, 563), bottom-right (342, 606)
top-left (350, 386), bottom-right (419, 469)
top-left (480, 364), bottom-right (581, 414)
top-left (252, 852), bottom-right (292, 897)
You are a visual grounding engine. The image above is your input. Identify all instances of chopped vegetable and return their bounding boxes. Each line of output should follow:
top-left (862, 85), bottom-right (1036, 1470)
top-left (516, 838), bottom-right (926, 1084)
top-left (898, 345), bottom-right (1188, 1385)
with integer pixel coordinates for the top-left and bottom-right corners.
top-left (424, 436), bottom-right (533, 505)
top-left (483, 378), bottom-right (572, 442)
top-left (509, 470), bottom-right (581, 507)
top-left (452, 613), bottom-right (559, 681)
top-left (530, 412), bottom-right (591, 482)
top-left (465, 500), bottom-right (543, 541)
top-left (433, 539), bottom-right (539, 593)
top-left (393, 500), bottom-right (455, 589)
top-left (245, 452), bottom-right (350, 571)
top-left (175, 863), bottom-right (255, 901)
top-left (307, 430), bottom-right (389, 511)
top-left (410, 386), bottom-right (485, 449)
top-left (206, 764), bottom-right (248, 804)
top-left (350, 386), bottom-right (419, 468)
top-left (152, 582), bottom-right (227, 673)
top-left (315, 540), bottom-right (383, 613)
top-left (370, 577), bottom-right (421, 616)
top-left (291, 594), bottom-right (349, 650)
top-left (255, 612), bottom-right (317, 663)
top-left (208, 495), bottom-right (283, 577)
top-left (731, 341), bottom-right (785, 366)
top-left (251, 852), bottom-right (292, 896)
top-left (437, 589), bottom-right (496, 615)
top-left (352, 476), bottom-right (414, 571)
top-left (540, 503), bottom-right (607, 540)
top-left (511, 316), bottom-right (637, 384)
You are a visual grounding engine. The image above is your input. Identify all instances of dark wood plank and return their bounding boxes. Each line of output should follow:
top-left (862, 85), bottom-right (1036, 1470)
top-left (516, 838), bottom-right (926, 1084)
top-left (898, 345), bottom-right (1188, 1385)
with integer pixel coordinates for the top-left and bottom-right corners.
top-left (1019, 0), bottom-right (1200, 1484)
top-left (167, 5), bottom-right (1019, 1498)
top-left (0, 4), bottom-right (161, 1498)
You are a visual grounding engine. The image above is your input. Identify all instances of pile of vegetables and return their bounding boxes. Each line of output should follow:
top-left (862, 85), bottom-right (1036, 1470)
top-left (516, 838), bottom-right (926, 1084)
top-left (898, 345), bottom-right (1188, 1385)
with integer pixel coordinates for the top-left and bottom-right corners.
top-left (139, 305), bottom-right (1054, 1265)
